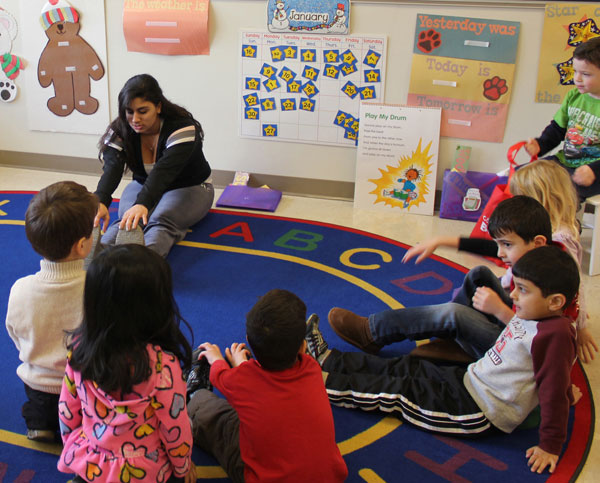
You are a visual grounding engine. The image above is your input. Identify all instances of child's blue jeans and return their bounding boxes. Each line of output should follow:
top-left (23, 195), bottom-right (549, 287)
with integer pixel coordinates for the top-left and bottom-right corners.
top-left (368, 266), bottom-right (512, 359)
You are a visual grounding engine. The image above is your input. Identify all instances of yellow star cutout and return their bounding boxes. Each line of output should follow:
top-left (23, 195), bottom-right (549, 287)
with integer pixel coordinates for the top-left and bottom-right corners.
top-left (264, 125), bottom-right (276, 136)
top-left (344, 85), bottom-right (357, 96)
top-left (325, 51), bottom-right (338, 62)
top-left (302, 50), bottom-right (315, 62)
top-left (302, 99), bottom-right (314, 110)
top-left (304, 68), bottom-right (317, 80)
top-left (271, 48), bottom-right (283, 61)
top-left (262, 99), bottom-right (274, 110)
top-left (288, 81), bottom-right (301, 92)
top-left (361, 87), bottom-right (375, 99)
top-left (344, 117), bottom-right (354, 128)
top-left (282, 100), bottom-right (295, 110)
top-left (284, 47), bottom-right (297, 58)
top-left (243, 46), bottom-right (256, 57)
top-left (246, 79), bottom-right (259, 90)
top-left (265, 79), bottom-right (278, 91)
top-left (246, 96), bottom-right (258, 106)
top-left (342, 64), bottom-right (355, 75)
top-left (352, 120), bottom-right (360, 131)
top-left (336, 113), bottom-right (346, 124)
top-left (561, 64), bottom-right (574, 84)
top-left (366, 53), bottom-right (379, 66)
top-left (366, 71), bottom-right (379, 82)
top-left (347, 131), bottom-right (357, 141)
top-left (326, 66), bottom-right (339, 78)
top-left (246, 109), bottom-right (258, 119)
top-left (343, 52), bottom-right (356, 64)
top-left (262, 66), bottom-right (274, 78)
top-left (303, 84), bottom-right (316, 96)
top-left (280, 71), bottom-right (294, 82)
top-left (0, 200), bottom-right (9, 216)
top-left (570, 21), bottom-right (600, 44)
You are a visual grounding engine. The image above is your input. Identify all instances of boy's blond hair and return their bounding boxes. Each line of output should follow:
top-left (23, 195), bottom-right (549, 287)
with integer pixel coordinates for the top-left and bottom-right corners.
top-left (509, 160), bottom-right (579, 239)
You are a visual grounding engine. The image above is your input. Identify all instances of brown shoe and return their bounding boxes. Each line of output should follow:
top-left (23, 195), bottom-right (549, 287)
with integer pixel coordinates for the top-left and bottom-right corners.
top-left (328, 308), bottom-right (383, 354)
top-left (410, 339), bottom-right (475, 364)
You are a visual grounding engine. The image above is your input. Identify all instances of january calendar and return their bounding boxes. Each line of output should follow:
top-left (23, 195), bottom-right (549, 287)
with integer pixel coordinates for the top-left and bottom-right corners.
top-left (239, 30), bottom-right (387, 147)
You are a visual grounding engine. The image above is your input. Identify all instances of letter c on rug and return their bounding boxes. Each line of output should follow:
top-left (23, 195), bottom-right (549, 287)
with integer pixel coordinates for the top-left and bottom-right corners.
top-left (340, 248), bottom-right (392, 270)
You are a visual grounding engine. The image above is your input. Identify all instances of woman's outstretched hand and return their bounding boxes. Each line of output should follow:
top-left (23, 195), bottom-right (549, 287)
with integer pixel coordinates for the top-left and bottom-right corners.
top-left (119, 204), bottom-right (148, 230)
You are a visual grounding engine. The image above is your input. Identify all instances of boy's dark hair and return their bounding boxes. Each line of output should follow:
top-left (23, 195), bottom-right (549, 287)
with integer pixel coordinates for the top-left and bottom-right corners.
top-left (512, 245), bottom-right (580, 309)
top-left (25, 181), bottom-right (98, 261)
top-left (69, 245), bottom-right (193, 394)
top-left (573, 37), bottom-right (600, 69)
top-left (488, 195), bottom-right (552, 243)
top-left (246, 289), bottom-right (307, 371)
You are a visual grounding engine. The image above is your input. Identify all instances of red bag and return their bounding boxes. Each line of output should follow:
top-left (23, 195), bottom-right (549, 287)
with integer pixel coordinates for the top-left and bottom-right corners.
top-left (469, 142), bottom-right (537, 265)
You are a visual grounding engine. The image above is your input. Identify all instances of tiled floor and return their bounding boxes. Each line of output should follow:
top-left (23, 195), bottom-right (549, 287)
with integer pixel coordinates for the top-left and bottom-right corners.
top-left (0, 165), bottom-right (598, 481)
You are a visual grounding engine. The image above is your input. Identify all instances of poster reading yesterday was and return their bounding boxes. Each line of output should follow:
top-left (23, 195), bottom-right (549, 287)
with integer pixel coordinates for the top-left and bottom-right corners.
top-left (354, 103), bottom-right (441, 216)
top-left (239, 30), bottom-right (387, 147)
top-left (407, 14), bottom-right (519, 143)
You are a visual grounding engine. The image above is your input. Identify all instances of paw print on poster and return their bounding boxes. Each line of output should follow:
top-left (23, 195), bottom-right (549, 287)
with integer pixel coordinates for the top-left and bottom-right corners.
top-left (417, 29), bottom-right (441, 54)
top-left (482, 76), bottom-right (508, 101)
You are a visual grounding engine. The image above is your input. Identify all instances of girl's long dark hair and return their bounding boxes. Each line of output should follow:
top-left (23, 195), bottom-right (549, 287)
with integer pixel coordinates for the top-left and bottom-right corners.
top-left (98, 74), bottom-right (204, 168)
top-left (68, 245), bottom-right (193, 395)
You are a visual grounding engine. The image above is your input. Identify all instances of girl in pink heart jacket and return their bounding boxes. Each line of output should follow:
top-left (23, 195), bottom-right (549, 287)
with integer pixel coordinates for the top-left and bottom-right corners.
top-left (57, 244), bottom-right (195, 483)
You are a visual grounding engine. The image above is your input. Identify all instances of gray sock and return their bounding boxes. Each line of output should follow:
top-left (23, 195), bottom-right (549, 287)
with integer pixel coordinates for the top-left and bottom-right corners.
top-left (83, 225), bottom-right (103, 270)
top-left (115, 225), bottom-right (145, 246)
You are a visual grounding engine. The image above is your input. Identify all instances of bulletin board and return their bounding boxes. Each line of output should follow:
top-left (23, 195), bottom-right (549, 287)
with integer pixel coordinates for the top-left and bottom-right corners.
top-left (239, 30), bottom-right (387, 147)
top-left (407, 13), bottom-right (520, 143)
top-left (535, 2), bottom-right (600, 104)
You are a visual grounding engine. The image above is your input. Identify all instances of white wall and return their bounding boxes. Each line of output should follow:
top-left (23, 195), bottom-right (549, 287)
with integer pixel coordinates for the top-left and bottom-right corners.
top-left (1, 0), bottom-right (556, 186)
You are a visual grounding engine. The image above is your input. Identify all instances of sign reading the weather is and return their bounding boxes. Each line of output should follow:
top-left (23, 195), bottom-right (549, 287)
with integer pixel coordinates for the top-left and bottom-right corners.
top-left (267, 0), bottom-right (349, 35)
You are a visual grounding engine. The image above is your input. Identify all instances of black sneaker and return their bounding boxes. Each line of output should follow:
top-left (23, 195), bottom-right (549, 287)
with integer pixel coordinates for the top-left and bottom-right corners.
top-left (305, 314), bottom-right (329, 364)
top-left (186, 348), bottom-right (212, 399)
top-left (26, 428), bottom-right (56, 443)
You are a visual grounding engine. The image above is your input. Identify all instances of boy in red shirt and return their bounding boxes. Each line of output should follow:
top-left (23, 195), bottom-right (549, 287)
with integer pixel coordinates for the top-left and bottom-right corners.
top-left (187, 289), bottom-right (347, 483)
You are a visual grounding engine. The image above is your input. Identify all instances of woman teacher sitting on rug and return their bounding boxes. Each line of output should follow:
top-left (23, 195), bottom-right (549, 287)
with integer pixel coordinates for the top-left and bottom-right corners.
top-left (94, 73), bottom-right (213, 257)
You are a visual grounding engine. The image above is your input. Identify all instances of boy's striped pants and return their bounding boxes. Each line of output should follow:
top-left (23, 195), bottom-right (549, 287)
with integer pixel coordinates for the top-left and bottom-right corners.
top-left (322, 349), bottom-right (491, 434)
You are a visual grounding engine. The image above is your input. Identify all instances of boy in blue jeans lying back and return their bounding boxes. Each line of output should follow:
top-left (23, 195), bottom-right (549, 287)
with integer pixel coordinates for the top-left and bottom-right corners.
top-left (307, 245), bottom-right (581, 474)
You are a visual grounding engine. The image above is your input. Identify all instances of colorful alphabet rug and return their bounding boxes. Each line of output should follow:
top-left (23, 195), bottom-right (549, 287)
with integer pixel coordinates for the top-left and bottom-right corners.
top-left (0, 192), bottom-right (593, 482)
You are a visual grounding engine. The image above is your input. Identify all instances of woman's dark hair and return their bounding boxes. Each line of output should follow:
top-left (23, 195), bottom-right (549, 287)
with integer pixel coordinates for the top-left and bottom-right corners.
top-left (68, 244), bottom-right (193, 394)
top-left (98, 74), bottom-right (203, 166)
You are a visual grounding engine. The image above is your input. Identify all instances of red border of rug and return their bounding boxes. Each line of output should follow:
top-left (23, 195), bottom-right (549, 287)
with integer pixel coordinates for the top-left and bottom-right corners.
top-left (2, 193), bottom-right (592, 480)
top-left (209, 208), bottom-right (595, 481)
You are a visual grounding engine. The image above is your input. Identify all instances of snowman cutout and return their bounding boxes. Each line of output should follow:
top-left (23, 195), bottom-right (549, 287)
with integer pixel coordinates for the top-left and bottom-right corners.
top-left (328, 3), bottom-right (347, 34)
top-left (0, 7), bottom-right (24, 103)
top-left (271, 1), bottom-right (289, 31)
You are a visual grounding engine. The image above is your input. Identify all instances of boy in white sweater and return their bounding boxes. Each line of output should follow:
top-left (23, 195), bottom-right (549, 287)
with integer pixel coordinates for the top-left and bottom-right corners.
top-left (5, 181), bottom-right (98, 442)
top-left (307, 245), bottom-right (580, 474)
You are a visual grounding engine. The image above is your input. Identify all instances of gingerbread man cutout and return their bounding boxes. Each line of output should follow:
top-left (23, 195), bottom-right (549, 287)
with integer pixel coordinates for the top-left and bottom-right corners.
top-left (37, 0), bottom-right (105, 116)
